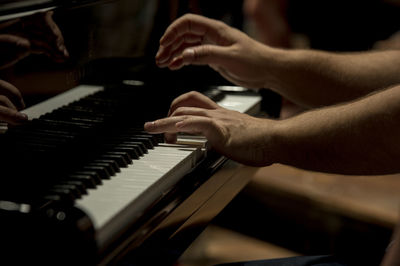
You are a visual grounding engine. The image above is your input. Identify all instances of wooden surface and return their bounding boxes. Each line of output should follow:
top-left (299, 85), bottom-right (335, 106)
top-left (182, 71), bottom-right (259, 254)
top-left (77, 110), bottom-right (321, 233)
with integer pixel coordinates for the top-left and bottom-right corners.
top-left (178, 163), bottom-right (400, 265)
top-left (178, 225), bottom-right (300, 266)
top-left (248, 164), bottom-right (400, 229)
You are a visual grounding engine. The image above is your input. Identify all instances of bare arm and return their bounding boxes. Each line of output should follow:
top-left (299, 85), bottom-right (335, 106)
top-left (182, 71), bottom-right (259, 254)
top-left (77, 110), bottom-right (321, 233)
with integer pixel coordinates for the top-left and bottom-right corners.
top-left (145, 84), bottom-right (400, 175)
top-left (265, 49), bottom-right (400, 108)
top-left (271, 84), bottom-right (400, 174)
top-left (156, 14), bottom-right (400, 108)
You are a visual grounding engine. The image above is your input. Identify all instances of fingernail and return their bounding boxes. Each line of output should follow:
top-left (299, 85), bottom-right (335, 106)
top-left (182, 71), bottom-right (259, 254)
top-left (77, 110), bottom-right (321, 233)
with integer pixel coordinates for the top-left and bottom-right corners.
top-left (20, 99), bottom-right (26, 109)
top-left (144, 121), bottom-right (156, 129)
top-left (183, 48), bottom-right (195, 57)
top-left (160, 35), bottom-right (167, 45)
top-left (157, 56), bottom-right (169, 64)
top-left (63, 47), bottom-right (69, 57)
top-left (155, 49), bottom-right (162, 59)
top-left (16, 112), bottom-right (28, 121)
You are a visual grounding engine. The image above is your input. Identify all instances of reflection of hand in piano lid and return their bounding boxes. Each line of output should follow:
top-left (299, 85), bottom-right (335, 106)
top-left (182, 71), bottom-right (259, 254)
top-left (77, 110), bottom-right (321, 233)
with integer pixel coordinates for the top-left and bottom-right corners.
top-left (0, 11), bottom-right (69, 64)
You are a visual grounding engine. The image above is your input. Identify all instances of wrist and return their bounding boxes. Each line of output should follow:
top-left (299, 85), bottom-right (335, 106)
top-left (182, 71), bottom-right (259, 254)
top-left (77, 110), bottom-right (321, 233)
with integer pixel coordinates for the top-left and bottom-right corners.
top-left (259, 46), bottom-right (288, 90)
top-left (257, 118), bottom-right (288, 166)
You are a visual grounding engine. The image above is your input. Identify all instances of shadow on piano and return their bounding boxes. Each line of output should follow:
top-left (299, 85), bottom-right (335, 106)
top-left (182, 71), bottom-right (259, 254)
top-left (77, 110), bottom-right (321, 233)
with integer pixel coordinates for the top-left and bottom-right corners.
top-left (0, 1), bottom-right (264, 265)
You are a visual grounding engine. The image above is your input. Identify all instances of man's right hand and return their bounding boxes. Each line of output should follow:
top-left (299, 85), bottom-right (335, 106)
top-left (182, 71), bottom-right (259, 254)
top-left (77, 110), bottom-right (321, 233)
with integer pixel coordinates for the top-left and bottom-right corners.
top-left (155, 14), bottom-right (273, 90)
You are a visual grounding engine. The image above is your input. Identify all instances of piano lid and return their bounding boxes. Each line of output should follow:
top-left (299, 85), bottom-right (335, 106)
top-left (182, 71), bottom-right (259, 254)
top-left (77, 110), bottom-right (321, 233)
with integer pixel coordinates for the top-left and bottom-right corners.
top-left (0, 0), bottom-right (175, 105)
top-left (0, 0), bottom-right (243, 108)
top-left (0, 0), bottom-right (115, 19)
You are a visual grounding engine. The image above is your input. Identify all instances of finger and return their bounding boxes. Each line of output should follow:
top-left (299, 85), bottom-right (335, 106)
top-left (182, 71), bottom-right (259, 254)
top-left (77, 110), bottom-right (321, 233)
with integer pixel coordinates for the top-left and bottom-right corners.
top-left (144, 116), bottom-right (210, 144)
top-left (156, 34), bottom-right (203, 65)
top-left (144, 117), bottom-right (182, 144)
top-left (175, 116), bottom-right (214, 136)
top-left (157, 41), bottom-right (202, 68)
top-left (144, 116), bottom-right (184, 134)
top-left (160, 14), bottom-right (228, 47)
top-left (164, 132), bottom-right (178, 144)
top-left (0, 80), bottom-right (25, 110)
top-left (168, 91), bottom-right (219, 116)
top-left (0, 106), bottom-right (28, 125)
top-left (170, 107), bottom-right (214, 120)
top-left (168, 44), bottom-right (232, 70)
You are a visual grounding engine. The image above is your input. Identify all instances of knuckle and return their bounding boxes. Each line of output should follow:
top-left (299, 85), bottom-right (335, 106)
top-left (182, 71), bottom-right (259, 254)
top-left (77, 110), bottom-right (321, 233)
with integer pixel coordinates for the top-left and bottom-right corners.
top-left (187, 90), bottom-right (201, 99)
top-left (173, 106), bottom-right (187, 116)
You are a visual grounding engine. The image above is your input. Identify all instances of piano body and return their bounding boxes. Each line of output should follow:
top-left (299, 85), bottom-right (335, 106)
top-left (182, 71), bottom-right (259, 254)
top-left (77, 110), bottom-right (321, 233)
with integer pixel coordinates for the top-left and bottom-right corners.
top-left (0, 1), bottom-right (262, 265)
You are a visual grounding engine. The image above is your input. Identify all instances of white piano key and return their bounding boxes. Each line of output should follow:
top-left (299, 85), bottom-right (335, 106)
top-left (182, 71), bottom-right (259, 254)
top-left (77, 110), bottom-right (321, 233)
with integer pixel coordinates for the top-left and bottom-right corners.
top-left (22, 85), bottom-right (103, 119)
top-left (75, 144), bottom-right (202, 246)
top-left (218, 94), bottom-right (262, 115)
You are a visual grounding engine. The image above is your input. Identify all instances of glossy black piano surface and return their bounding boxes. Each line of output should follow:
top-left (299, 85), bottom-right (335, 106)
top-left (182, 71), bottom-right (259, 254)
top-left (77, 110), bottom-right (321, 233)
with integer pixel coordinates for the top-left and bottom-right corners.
top-left (0, 1), bottom-right (256, 265)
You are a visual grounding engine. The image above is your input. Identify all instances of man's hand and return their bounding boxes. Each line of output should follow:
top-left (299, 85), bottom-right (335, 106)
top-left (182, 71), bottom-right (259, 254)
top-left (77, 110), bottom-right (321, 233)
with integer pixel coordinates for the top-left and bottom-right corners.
top-left (155, 14), bottom-right (272, 89)
top-left (145, 91), bottom-right (276, 166)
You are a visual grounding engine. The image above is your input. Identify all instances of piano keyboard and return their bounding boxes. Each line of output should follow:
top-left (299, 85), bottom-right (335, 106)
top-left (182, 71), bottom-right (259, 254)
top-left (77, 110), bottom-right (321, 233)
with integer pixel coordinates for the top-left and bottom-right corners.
top-left (14, 83), bottom-right (262, 250)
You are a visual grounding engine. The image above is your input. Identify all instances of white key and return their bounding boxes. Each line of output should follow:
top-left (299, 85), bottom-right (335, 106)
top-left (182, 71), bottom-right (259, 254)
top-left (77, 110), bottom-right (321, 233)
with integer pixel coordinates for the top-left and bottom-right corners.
top-left (75, 144), bottom-right (203, 247)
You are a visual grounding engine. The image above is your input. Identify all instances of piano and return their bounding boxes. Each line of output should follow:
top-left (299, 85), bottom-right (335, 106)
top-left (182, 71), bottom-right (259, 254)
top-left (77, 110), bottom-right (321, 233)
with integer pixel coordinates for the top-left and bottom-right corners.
top-left (0, 1), bottom-right (264, 265)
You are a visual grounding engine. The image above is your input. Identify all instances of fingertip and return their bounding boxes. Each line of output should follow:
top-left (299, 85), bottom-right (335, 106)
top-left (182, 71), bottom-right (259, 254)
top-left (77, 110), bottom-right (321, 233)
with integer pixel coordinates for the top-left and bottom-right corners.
top-left (16, 112), bottom-right (28, 121)
top-left (16, 38), bottom-right (31, 49)
top-left (164, 133), bottom-right (177, 144)
top-left (144, 121), bottom-right (156, 132)
top-left (182, 48), bottom-right (195, 59)
top-left (168, 56), bottom-right (184, 70)
top-left (19, 98), bottom-right (26, 110)
top-left (62, 46), bottom-right (69, 58)
top-left (5, 111), bottom-right (28, 125)
top-left (160, 34), bottom-right (172, 47)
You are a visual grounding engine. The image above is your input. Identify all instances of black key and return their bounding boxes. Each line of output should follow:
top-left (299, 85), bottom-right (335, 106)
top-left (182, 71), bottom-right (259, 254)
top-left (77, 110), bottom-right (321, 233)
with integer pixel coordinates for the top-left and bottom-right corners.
top-left (101, 152), bottom-right (131, 167)
top-left (87, 162), bottom-right (116, 176)
top-left (83, 166), bottom-right (110, 180)
top-left (59, 180), bottom-right (87, 195)
top-left (73, 171), bottom-right (102, 185)
top-left (68, 174), bottom-right (97, 189)
top-left (53, 184), bottom-right (82, 199)
top-left (47, 188), bottom-right (76, 201)
top-left (93, 159), bottom-right (120, 173)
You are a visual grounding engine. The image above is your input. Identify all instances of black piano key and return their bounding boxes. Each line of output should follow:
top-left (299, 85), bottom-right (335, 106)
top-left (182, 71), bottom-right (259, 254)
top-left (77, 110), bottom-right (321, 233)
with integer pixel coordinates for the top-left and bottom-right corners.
top-left (43, 194), bottom-right (68, 203)
top-left (102, 152), bottom-right (131, 167)
top-left (107, 136), bottom-right (153, 149)
top-left (68, 174), bottom-right (97, 189)
top-left (93, 159), bottom-right (120, 173)
top-left (59, 180), bottom-right (87, 195)
top-left (87, 162), bottom-right (116, 176)
top-left (73, 171), bottom-right (102, 185)
top-left (126, 137), bottom-right (154, 149)
top-left (112, 146), bottom-right (140, 160)
top-left (103, 141), bottom-right (146, 156)
top-left (47, 188), bottom-right (76, 202)
top-left (82, 166), bottom-right (111, 180)
top-left (52, 184), bottom-right (82, 199)
top-left (118, 132), bottom-right (159, 146)
top-left (99, 155), bottom-right (127, 168)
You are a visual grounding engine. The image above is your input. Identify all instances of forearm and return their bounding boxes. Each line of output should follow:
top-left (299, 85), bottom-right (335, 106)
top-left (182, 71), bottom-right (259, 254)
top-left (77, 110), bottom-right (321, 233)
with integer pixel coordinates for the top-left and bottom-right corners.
top-left (264, 48), bottom-right (400, 108)
top-left (270, 84), bottom-right (400, 175)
